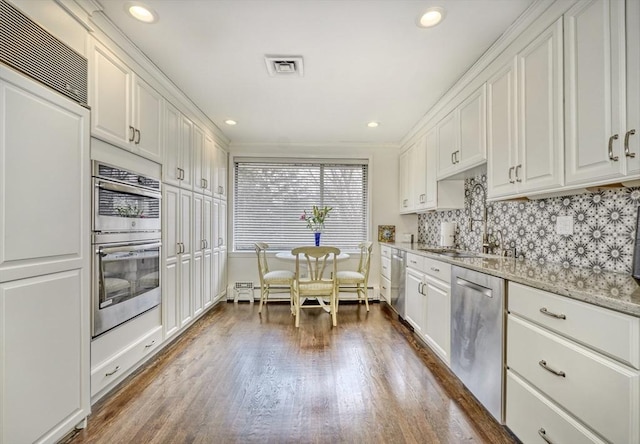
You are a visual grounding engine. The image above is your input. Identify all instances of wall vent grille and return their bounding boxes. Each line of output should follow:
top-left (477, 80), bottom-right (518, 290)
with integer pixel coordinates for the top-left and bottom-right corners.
top-left (0, 0), bottom-right (88, 106)
top-left (264, 55), bottom-right (304, 77)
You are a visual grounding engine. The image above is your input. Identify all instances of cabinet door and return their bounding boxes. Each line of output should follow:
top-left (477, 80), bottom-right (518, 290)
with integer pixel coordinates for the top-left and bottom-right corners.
top-left (405, 269), bottom-right (424, 334)
top-left (627, 0), bottom-right (640, 176)
top-left (163, 185), bottom-right (180, 260)
top-left (89, 40), bottom-right (131, 148)
top-left (413, 138), bottom-right (427, 210)
top-left (203, 134), bottom-right (214, 196)
top-left (219, 247), bottom-right (228, 298)
top-left (180, 190), bottom-right (193, 254)
top-left (424, 128), bottom-right (438, 209)
top-left (180, 116), bottom-right (194, 189)
top-left (565, 0), bottom-right (625, 185)
top-left (132, 74), bottom-right (163, 163)
top-left (180, 255), bottom-right (192, 327)
top-left (163, 260), bottom-right (179, 339)
top-left (163, 102), bottom-right (182, 187)
top-left (192, 193), bottom-right (203, 254)
top-left (458, 84), bottom-right (487, 168)
top-left (213, 199), bottom-right (220, 252)
top-left (519, 18), bottom-right (564, 193)
top-left (192, 124), bottom-right (205, 194)
top-left (203, 251), bottom-right (213, 308)
top-left (437, 110), bottom-right (458, 178)
top-left (1, 270), bottom-right (89, 444)
top-left (203, 197), bottom-right (213, 253)
top-left (213, 250), bottom-right (220, 300)
top-left (219, 200), bottom-right (227, 249)
top-left (487, 60), bottom-right (518, 198)
top-left (424, 276), bottom-right (451, 365)
top-left (215, 146), bottom-right (228, 199)
top-left (399, 149), bottom-right (411, 212)
top-left (193, 252), bottom-right (203, 317)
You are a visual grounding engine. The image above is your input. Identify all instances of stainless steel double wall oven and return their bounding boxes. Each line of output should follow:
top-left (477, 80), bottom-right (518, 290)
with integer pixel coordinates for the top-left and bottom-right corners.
top-left (92, 161), bottom-right (162, 337)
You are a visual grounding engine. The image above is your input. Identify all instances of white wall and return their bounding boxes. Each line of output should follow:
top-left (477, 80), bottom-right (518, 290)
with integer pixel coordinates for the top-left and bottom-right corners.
top-left (227, 143), bottom-right (415, 298)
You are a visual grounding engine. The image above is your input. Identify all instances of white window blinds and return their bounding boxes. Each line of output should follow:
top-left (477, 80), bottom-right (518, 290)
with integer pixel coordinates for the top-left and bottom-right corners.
top-left (234, 159), bottom-right (368, 251)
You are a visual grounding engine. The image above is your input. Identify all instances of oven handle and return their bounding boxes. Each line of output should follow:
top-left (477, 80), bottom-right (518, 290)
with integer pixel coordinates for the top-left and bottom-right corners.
top-left (96, 179), bottom-right (162, 200)
top-left (99, 242), bottom-right (162, 255)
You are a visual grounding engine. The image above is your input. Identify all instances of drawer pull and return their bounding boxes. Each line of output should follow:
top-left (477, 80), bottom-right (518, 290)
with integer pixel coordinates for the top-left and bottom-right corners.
top-left (538, 428), bottom-right (554, 444)
top-left (430, 267), bottom-right (440, 272)
top-left (382, 286), bottom-right (387, 290)
top-left (538, 360), bottom-right (565, 377)
top-left (105, 366), bottom-right (120, 377)
top-left (145, 340), bottom-right (156, 349)
top-left (539, 307), bottom-right (566, 320)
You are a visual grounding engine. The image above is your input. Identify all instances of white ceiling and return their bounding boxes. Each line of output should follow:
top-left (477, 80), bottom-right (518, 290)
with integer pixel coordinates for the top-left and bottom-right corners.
top-left (95, 0), bottom-right (533, 146)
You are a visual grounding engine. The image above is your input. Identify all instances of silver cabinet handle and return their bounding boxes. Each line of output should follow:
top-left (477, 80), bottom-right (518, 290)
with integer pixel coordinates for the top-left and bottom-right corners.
top-left (403, 199), bottom-right (408, 207)
top-left (419, 193), bottom-right (425, 203)
top-left (382, 265), bottom-right (387, 271)
top-left (451, 151), bottom-right (455, 165)
top-left (515, 164), bottom-right (522, 182)
top-left (508, 166), bottom-right (515, 184)
top-left (105, 366), bottom-right (120, 376)
top-left (218, 237), bottom-right (223, 247)
top-left (381, 285), bottom-right (387, 290)
top-left (538, 360), bottom-right (566, 377)
top-left (410, 259), bottom-right (418, 265)
top-left (539, 307), bottom-right (566, 320)
top-left (134, 129), bottom-right (141, 144)
top-left (608, 134), bottom-right (619, 161)
top-left (625, 129), bottom-right (636, 158)
top-left (129, 126), bottom-right (135, 142)
top-left (430, 267), bottom-right (440, 272)
top-left (144, 340), bottom-right (156, 349)
top-left (537, 428), bottom-right (554, 444)
top-left (204, 179), bottom-right (208, 189)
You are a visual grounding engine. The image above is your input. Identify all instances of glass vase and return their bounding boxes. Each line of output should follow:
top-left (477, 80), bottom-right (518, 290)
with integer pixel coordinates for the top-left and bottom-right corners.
top-left (314, 231), bottom-right (321, 246)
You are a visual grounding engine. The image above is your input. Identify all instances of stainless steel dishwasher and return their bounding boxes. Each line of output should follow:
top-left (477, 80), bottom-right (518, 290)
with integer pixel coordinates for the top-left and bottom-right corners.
top-left (389, 249), bottom-right (406, 319)
top-left (451, 265), bottom-right (505, 423)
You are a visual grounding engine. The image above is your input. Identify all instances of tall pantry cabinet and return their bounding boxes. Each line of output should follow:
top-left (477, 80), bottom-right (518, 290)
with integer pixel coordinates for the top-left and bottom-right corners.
top-left (0, 66), bottom-right (91, 444)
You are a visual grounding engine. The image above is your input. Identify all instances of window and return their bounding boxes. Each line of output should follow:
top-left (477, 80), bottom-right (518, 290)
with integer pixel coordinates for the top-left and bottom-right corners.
top-left (234, 159), bottom-right (368, 251)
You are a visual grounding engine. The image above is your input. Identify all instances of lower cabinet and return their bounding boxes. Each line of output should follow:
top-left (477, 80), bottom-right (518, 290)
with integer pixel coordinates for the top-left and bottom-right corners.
top-left (404, 254), bottom-right (451, 365)
top-left (506, 282), bottom-right (640, 444)
top-left (0, 270), bottom-right (90, 444)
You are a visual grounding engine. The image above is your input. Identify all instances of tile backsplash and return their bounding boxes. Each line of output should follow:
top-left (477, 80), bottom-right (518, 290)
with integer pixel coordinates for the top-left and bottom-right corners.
top-left (418, 174), bottom-right (640, 274)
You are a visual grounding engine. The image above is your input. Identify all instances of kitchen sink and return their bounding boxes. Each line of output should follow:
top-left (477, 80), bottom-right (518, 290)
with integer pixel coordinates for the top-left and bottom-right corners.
top-left (418, 248), bottom-right (483, 259)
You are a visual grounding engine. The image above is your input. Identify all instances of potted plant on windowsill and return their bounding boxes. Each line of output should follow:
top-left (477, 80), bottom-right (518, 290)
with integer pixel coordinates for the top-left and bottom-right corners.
top-left (300, 205), bottom-right (332, 246)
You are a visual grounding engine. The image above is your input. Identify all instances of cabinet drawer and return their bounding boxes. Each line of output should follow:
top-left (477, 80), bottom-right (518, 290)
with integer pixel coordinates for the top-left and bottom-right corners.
top-left (406, 253), bottom-right (424, 271)
top-left (381, 256), bottom-right (391, 280)
top-left (506, 370), bottom-right (605, 444)
top-left (507, 316), bottom-right (640, 444)
top-left (379, 276), bottom-right (391, 301)
top-left (380, 245), bottom-right (391, 259)
top-left (91, 326), bottom-right (162, 397)
top-left (424, 257), bottom-right (451, 283)
top-left (508, 282), bottom-right (640, 369)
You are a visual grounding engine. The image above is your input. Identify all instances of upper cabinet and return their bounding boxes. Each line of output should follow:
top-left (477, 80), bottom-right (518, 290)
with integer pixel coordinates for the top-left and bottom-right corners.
top-left (488, 19), bottom-right (564, 199)
top-left (625, 0), bottom-right (640, 177)
top-left (399, 147), bottom-right (413, 213)
top-left (437, 84), bottom-right (487, 179)
top-left (214, 145), bottom-right (228, 200)
top-left (564, 0), bottom-right (626, 186)
top-left (89, 39), bottom-right (163, 163)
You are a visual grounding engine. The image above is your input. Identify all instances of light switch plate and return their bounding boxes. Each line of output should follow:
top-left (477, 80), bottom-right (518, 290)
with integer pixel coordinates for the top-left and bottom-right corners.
top-left (556, 215), bottom-right (574, 235)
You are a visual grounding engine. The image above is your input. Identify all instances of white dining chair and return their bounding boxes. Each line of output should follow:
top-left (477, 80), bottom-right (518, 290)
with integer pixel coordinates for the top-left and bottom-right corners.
top-left (291, 246), bottom-right (340, 327)
top-left (336, 241), bottom-right (373, 311)
top-left (255, 242), bottom-right (295, 314)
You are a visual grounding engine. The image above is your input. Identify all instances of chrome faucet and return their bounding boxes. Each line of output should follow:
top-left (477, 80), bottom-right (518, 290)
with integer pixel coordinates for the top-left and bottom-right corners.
top-left (468, 183), bottom-right (490, 254)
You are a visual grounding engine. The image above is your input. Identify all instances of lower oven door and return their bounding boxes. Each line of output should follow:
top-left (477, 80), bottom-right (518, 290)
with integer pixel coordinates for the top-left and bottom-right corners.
top-left (93, 241), bottom-right (161, 337)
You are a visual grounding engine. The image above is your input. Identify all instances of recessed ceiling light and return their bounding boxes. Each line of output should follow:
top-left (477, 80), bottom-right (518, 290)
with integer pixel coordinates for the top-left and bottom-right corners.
top-left (125, 2), bottom-right (158, 23)
top-left (417, 7), bottom-right (446, 28)
top-left (367, 121), bottom-right (379, 128)
top-left (225, 119), bottom-right (237, 126)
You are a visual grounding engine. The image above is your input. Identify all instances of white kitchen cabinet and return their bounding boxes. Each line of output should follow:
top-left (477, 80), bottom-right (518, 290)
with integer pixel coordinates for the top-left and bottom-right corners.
top-left (437, 84), bottom-right (487, 179)
top-left (625, 0), bottom-right (640, 177)
top-left (163, 102), bottom-right (194, 190)
top-left (192, 193), bottom-right (204, 317)
top-left (488, 19), bottom-right (564, 199)
top-left (89, 39), bottom-right (163, 163)
top-left (216, 200), bottom-right (228, 300)
top-left (0, 66), bottom-right (90, 444)
top-left (214, 145), bottom-right (228, 200)
top-left (405, 267), bottom-right (425, 334)
top-left (193, 125), bottom-right (213, 195)
top-left (506, 282), bottom-right (640, 444)
top-left (162, 185), bottom-right (193, 334)
top-left (413, 138), bottom-right (427, 210)
top-left (203, 134), bottom-right (215, 197)
top-left (424, 127), bottom-right (465, 210)
top-left (399, 148), bottom-right (412, 212)
top-left (564, 0), bottom-right (627, 186)
top-left (203, 196), bottom-right (214, 308)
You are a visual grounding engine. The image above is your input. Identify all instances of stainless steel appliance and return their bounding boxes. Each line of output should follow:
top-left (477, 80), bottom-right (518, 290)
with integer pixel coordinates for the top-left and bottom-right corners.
top-left (390, 249), bottom-right (407, 319)
top-left (92, 161), bottom-right (161, 337)
top-left (451, 265), bottom-right (505, 422)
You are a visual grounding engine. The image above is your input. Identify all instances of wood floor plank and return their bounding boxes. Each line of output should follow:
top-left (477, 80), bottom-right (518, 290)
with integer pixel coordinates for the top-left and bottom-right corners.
top-left (64, 302), bottom-right (517, 444)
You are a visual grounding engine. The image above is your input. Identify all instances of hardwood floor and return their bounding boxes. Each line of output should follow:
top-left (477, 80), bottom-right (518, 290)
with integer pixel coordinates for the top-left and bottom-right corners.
top-left (65, 301), bottom-right (517, 444)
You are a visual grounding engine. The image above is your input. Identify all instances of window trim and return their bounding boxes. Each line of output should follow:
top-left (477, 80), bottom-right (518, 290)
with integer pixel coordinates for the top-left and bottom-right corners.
top-left (230, 154), bottom-right (373, 253)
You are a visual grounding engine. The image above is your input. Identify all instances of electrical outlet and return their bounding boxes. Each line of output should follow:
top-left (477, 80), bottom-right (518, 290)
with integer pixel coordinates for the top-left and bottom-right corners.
top-left (556, 216), bottom-right (574, 235)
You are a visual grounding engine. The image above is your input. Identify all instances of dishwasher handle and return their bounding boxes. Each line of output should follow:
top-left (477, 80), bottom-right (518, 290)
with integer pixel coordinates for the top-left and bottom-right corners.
top-left (455, 277), bottom-right (493, 298)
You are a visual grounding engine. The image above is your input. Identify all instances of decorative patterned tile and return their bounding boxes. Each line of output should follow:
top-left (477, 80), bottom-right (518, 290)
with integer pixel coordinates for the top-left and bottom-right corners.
top-left (417, 173), bottom-right (640, 274)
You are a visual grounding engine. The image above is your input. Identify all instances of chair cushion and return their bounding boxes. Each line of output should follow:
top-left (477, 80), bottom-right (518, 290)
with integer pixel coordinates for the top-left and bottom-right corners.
top-left (297, 279), bottom-right (334, 293)
top-left (264, 270), bottom-right (295, 284)
top-left (336, 271), bottom-right (365, 284)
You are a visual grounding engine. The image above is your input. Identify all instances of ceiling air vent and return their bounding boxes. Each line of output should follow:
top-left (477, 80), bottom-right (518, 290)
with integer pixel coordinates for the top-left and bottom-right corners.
top-left (264, 55), bottom-right (304, 77)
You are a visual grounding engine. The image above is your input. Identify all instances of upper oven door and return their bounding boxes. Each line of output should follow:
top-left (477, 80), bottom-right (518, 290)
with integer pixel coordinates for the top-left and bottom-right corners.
top-left (94, 178), bottom-right (161, 232)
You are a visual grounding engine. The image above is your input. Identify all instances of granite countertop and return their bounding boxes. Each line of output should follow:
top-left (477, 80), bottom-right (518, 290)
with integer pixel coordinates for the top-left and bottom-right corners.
top-left (384, 242), bottom-right (640, 318)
